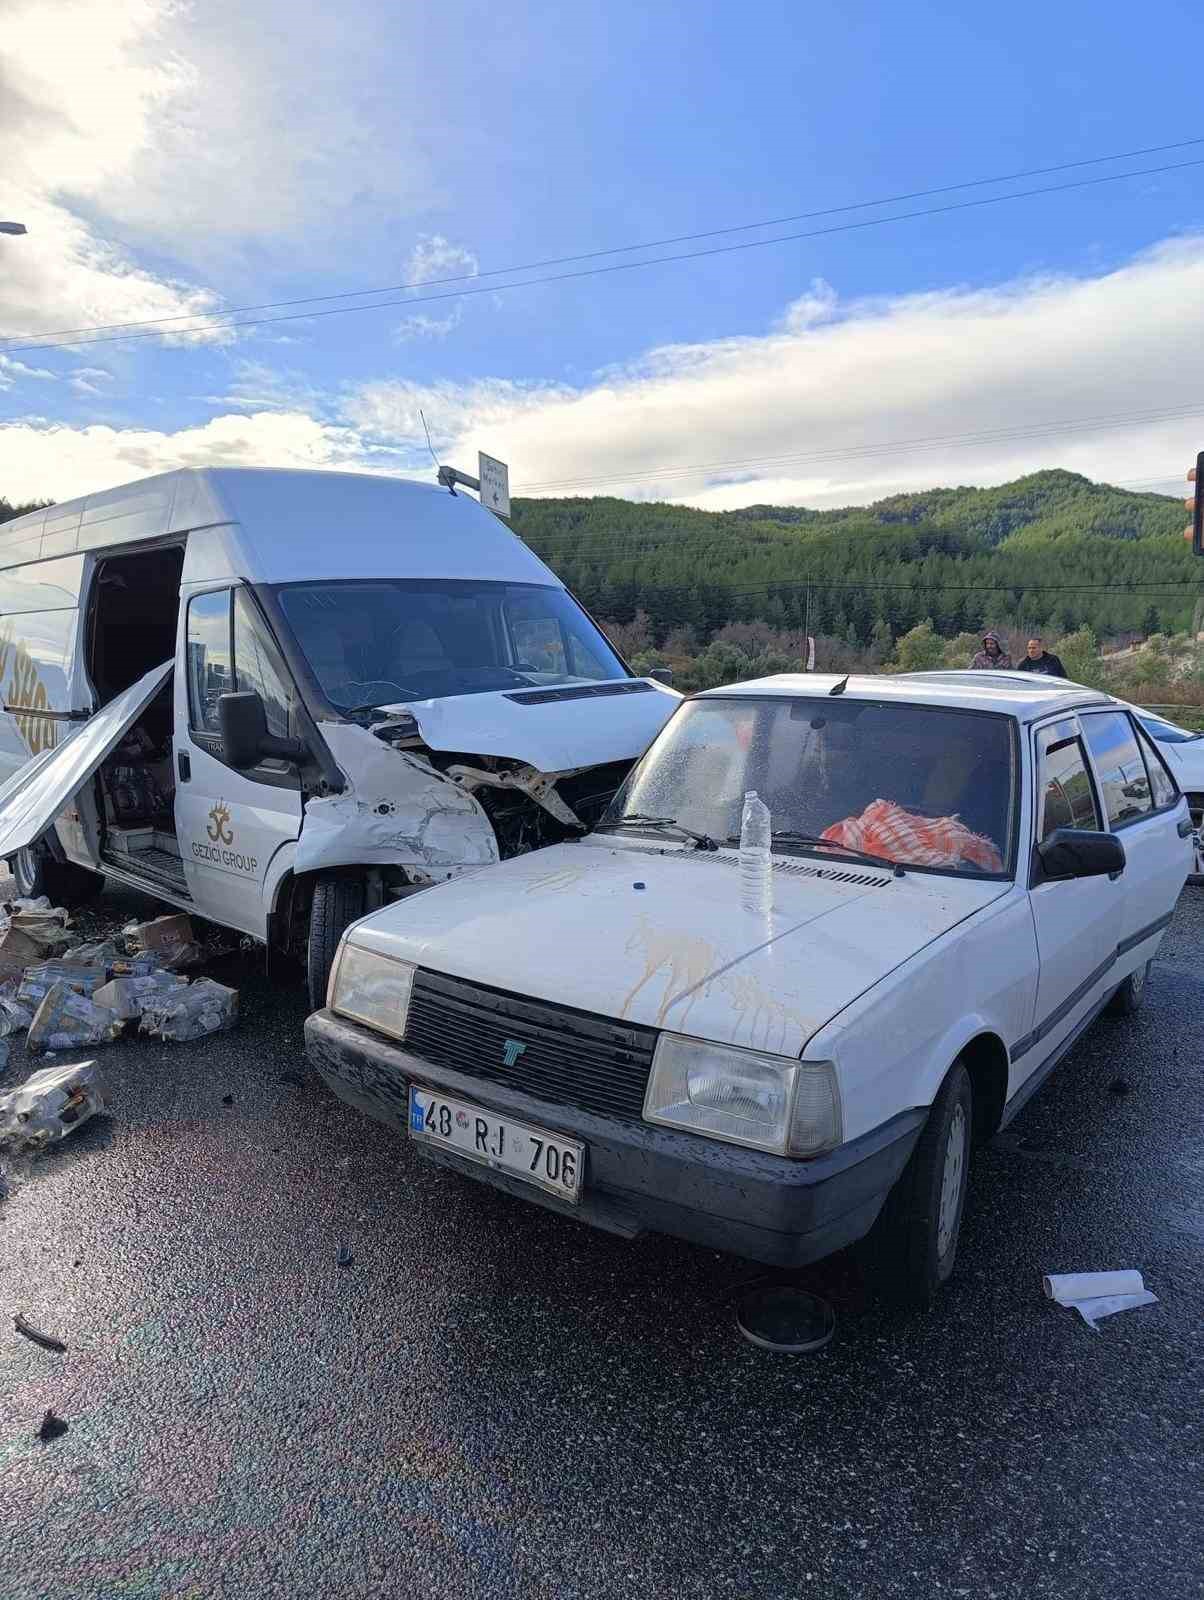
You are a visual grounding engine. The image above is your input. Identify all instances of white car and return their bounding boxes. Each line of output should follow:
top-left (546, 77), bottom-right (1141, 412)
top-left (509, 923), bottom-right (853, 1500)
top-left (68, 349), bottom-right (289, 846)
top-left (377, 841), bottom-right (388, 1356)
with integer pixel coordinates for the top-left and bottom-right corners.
top-left (307, 671), bottom-right (1192, 1305)
top-left (1132, 709), bottom-right (1204, 879)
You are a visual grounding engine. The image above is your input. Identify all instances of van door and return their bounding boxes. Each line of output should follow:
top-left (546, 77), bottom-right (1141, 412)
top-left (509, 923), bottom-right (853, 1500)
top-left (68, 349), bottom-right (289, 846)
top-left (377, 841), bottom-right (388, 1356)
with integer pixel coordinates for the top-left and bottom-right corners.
top-left (1080, 709), bottom-right (1190, 971)
top-left (173, 586), bottom-right (302, 938)
top-left (1019, 718), bottom-right (1120, 1087)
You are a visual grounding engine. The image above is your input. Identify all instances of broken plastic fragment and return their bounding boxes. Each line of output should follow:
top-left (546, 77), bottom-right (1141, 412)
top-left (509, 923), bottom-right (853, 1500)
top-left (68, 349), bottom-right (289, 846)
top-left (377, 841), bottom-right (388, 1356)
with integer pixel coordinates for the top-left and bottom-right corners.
top-left (0, 1059), bottom-right (107, 1149)
top-left (14, 1313), bottom-right (67, 1353)
top-left (62, 940), bottom-right (120, 968)
top-left (36, 1408), bottom-right (68, 1443)
top-left (27, 982), bottom-right (124, 1053)
top-left (139, 978), bottom-right (238, 1042)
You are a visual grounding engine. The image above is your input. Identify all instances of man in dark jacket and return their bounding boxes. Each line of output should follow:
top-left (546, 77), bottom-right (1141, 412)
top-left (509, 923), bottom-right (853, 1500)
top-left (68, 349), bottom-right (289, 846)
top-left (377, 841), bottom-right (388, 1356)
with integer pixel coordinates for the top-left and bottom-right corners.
top-left (970, 630), bottom-right (1013, 669)
top-left (1015, 636), bottom-right (1067, 678)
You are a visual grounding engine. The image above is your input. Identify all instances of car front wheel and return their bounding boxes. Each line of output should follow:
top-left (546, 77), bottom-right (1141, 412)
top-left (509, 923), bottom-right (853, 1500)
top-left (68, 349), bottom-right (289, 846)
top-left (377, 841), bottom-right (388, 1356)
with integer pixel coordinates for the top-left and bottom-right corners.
top-left (1107, 960), bottom-right (1150, 1017)
top-left (865, 1060), bottom-right (973, 1309)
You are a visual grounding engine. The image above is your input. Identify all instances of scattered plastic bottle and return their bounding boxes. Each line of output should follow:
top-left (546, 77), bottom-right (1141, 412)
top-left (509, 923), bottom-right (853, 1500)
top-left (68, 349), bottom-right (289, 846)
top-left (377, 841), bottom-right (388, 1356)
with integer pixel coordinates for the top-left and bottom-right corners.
top-left (739, 791), bottom-right (773, 915)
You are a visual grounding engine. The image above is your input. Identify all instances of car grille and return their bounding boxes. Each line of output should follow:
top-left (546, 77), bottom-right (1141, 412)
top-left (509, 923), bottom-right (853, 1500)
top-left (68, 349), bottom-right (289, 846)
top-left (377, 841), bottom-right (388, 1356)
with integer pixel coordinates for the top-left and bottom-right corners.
top-left (403, 969), bottom-right (657, 1121)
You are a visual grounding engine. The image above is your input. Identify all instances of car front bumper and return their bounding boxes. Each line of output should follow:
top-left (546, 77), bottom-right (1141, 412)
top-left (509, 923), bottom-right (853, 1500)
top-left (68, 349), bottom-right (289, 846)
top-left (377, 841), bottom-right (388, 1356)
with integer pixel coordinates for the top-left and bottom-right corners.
top-left (305, 1008), bottom-right (926, 1268)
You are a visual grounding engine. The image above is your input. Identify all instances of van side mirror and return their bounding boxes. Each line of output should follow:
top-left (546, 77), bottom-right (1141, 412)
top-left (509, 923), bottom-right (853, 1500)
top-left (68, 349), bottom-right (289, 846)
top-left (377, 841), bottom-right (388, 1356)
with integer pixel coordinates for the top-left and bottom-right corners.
top-left (648, 667), bottom-right (674, 686)
top-left (218, 691), bottom-right (305, 768)
top-left (1037, 827), bottom-right (1125, 882)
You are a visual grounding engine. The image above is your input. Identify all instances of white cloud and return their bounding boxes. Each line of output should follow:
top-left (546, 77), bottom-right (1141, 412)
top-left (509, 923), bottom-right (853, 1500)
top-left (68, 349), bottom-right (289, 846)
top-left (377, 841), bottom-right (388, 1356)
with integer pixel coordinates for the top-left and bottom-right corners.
top-left (3, 236), bottom-right (1204, 513)
top-left (0, 355), bottom-right (56, 389)
top-left (342, 236), bottom-right (1204, 509)
top-left (393, 235), bottom-right (479, 341)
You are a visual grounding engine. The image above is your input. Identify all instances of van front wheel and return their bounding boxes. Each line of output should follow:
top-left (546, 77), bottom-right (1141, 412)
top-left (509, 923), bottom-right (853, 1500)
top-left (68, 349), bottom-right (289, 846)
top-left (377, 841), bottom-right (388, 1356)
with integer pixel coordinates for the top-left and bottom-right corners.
top-left (10, 844), bottom-right (103, 907)
top-left (307, 874), bottom-right (366, 1010)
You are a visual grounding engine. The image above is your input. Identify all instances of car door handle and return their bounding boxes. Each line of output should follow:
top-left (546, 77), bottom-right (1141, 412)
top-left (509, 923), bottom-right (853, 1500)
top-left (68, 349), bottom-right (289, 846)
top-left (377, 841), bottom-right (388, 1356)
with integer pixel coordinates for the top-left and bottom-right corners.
top-left (1178, 817), bottom-right (1194, 837)
top-left (178, 751), bottom-right (191, 783)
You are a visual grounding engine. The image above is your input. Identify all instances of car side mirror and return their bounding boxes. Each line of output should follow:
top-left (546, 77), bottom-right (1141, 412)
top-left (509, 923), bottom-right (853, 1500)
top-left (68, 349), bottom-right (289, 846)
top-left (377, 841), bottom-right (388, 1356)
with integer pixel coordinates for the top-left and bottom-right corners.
top-left (648, 667), bottom-right (674, 686)
top-left (1037, 827), bottom-right (1125, 882)
top-left (218, 691), bottom-right (304, 769)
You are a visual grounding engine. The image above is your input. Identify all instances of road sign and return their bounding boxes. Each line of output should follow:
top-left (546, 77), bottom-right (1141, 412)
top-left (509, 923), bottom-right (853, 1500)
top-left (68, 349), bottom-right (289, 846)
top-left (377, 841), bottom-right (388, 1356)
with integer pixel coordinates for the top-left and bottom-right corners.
top-left (478, 453), bottom-right (510, 518)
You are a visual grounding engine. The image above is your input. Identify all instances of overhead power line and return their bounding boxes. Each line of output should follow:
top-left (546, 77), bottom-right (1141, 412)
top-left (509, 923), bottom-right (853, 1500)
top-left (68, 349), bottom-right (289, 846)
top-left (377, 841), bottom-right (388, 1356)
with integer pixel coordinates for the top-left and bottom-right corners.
top-left (4, 133), bottom-right (1202, 349)
top-left (5, 153), bottom-right (1204, 356)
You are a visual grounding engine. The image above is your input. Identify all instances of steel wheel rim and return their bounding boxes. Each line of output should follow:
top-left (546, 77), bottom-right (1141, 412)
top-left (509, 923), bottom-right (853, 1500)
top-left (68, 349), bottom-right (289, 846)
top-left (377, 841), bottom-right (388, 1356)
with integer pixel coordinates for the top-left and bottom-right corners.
top-left (1130, 963), bottom-right (1147, 1002)
top-left (13, 846), bottom-right (37, 895)
top-left (937, 1102), bottom-right (968, 1258)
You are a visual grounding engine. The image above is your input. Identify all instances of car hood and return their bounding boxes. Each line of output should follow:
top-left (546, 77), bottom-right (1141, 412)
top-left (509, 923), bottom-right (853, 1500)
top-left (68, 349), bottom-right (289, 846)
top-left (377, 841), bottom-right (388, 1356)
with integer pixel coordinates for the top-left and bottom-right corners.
top-left (380, 679), bottom-right (680, 772)
top-left (344, 840), bottom-right (1008, 1055)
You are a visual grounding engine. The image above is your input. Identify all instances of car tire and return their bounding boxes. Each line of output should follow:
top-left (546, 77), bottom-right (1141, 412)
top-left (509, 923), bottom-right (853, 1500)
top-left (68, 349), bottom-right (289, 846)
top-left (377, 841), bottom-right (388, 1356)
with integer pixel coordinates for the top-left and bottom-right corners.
top-left (865, 1060), bottom-right (973, 1310)
top-left (307, 874), bottom-right (366, 1011)
top-left (9, 844), bottom-right (103, 907)
top-left (1107, 960), bottom-right (1150, 1017)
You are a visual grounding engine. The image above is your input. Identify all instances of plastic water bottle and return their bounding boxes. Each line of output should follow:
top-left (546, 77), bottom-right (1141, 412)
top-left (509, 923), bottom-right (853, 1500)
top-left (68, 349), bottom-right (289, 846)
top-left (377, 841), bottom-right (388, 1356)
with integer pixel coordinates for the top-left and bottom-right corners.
top-left (739, 791), bottom-right (773, 915)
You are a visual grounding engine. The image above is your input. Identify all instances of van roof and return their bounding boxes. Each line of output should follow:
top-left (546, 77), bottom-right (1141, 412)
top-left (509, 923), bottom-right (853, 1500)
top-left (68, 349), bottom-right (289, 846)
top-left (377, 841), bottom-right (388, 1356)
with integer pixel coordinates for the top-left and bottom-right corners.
top-left (0, 466), bottom-right (557, 586)
top-left (699, 669), bottom-right (1115, 722)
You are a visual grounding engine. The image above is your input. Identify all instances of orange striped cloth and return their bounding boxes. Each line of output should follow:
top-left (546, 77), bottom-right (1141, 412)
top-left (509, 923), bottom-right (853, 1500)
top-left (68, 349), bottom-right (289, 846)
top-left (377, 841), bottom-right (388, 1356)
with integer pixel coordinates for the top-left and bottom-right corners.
top-left (821, 799), bottom-right (1004, 873)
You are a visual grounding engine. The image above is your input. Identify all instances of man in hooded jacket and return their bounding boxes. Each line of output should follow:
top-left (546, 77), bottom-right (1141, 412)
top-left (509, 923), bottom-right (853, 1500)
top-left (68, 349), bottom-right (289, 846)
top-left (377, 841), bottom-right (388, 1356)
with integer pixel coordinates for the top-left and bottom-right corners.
top-left (970, 630), bottom-right (1013, 669)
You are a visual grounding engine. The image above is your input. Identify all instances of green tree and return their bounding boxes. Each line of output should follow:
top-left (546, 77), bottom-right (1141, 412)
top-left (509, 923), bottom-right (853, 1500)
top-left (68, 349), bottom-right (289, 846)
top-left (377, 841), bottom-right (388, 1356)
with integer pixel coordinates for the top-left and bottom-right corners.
top-left (891, 620), bottom-right (945, 672)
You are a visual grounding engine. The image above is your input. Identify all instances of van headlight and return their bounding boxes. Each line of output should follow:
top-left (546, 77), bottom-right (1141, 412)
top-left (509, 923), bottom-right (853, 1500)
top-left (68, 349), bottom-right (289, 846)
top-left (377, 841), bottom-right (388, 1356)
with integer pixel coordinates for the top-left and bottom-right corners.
top-left (328, 943), bottom-right (416, 1040)
top-left (643, 1034), bottom-right (841, 1156)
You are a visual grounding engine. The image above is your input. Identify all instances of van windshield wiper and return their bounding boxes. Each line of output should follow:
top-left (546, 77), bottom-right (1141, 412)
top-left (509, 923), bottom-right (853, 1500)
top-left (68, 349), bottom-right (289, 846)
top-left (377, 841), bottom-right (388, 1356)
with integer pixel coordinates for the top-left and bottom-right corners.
top-left (725, 829), bottom-right (904, 876)
top-left (593, 813), bottom-right (720, 851)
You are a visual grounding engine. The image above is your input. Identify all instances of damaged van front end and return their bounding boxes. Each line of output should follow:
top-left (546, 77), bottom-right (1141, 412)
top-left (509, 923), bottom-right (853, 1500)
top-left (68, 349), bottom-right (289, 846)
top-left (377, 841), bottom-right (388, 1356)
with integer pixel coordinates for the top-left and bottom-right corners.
top-left (295, 680), bottom-right (679, 888)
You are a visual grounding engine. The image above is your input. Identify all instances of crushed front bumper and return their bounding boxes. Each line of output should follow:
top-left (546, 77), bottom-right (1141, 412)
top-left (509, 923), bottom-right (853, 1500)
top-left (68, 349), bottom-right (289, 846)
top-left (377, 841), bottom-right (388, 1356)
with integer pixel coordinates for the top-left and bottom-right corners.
top-left (305, 1008), bottom-right (925, 1268)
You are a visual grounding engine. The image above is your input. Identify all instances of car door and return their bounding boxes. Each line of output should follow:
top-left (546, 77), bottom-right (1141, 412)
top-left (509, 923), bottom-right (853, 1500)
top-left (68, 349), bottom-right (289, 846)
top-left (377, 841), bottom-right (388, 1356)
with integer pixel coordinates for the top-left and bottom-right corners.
top-left (1080, 709), bottom-right (1190, 969)
top-left (1019, 717), bottom-right (1120, 1084)
top-left (173, 586), bottom-right (302, 939)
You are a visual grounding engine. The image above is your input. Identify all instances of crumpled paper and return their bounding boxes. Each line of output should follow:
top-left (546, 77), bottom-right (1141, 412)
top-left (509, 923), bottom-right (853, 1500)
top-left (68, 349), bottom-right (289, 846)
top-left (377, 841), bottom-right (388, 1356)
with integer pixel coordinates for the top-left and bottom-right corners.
top-left (1043, 1270), bottom-right (1158, 1330)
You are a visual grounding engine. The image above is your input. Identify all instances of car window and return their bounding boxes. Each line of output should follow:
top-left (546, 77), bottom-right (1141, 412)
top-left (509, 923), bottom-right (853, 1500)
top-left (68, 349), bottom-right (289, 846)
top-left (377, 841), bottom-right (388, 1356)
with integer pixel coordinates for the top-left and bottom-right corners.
top-left (1133, 723), bottom-right (1179, 809)
top-left (1081, 711), bottom-right (1152, 826)
top-left (1036, 731), bottom-right (1101, 841)
top-left (1137, 713), bottom-right (1200, 744)
top-left (186, 590), bottom-right (232, 735)
top-left (233, 589), bottom-right (293, 739)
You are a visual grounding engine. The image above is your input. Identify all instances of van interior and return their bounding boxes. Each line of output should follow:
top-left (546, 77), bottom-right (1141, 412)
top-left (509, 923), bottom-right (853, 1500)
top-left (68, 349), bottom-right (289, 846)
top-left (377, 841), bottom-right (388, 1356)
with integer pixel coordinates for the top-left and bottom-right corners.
top-left (88, 545), bottom-right (188, 896)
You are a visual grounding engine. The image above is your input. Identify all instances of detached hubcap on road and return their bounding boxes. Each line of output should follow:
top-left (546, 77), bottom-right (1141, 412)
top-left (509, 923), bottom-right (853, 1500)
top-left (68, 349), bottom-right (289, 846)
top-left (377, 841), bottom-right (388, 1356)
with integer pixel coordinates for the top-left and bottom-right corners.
top-left (937, 1103), bottom-right (968, 1258)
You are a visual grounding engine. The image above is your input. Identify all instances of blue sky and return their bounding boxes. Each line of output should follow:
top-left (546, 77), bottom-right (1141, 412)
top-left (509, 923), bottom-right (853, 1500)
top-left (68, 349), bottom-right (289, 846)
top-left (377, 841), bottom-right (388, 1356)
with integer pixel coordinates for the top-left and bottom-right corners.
top-left (2, 0), bottom-right (1203, 507)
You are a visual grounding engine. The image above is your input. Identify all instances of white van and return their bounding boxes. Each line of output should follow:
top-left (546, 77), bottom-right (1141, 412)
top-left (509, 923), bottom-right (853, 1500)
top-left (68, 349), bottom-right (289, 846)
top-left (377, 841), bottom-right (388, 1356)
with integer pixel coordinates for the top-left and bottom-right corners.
top-left (0, 468), bottom-right (677, 1002)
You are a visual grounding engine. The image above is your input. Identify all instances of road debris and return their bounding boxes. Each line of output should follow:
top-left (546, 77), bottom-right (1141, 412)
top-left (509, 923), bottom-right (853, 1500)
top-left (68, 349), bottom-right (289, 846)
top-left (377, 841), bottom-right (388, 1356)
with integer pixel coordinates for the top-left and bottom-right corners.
top-left (93, 972), bottom-right (188, 1021)
top-left (18, 961), bottom-right (109, 1005)
top-left (336, 1246), bottom-right (354, 1267)
top-left (1043, 1270), bottom-right (1158, 1329)
top-left (139, 977), bottom-right (238, 1041)
top-left (221, 1093), bottom-right (234, 1106)
top-left (0, 1059), bottom-right (107, 1149)
top-left (123, 913), bottom-right (206, 970)
top-left (36, 1409), bottom-right (68, 1444)
top-left (1108, 1078), bottom-right (1131, 1096)
top-left (14, 1313), bottom-right (67, 1353)
top-left (0, 988), bottom-right (34, 1037)
top-left (27, 983), bottom-right (124, 1052)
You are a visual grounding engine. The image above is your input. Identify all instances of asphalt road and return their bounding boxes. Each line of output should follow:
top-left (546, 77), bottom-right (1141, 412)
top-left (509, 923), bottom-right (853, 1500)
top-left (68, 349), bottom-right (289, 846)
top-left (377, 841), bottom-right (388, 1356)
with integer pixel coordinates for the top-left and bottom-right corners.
top-left (1, 873), bottom-right (1201, 1600)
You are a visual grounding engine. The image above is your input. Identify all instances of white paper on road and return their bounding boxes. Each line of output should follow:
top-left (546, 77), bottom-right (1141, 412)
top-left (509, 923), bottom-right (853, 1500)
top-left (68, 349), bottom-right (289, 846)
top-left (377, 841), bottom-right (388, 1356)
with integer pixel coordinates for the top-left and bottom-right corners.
top-left (1043, 1270), bottom-right (1158, 1330)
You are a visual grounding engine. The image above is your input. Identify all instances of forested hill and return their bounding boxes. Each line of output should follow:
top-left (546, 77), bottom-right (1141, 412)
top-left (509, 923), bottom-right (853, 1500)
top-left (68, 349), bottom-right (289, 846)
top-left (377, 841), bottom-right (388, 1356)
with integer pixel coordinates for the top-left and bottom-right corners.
top-left (509, 469), bottom-right (1199, 642)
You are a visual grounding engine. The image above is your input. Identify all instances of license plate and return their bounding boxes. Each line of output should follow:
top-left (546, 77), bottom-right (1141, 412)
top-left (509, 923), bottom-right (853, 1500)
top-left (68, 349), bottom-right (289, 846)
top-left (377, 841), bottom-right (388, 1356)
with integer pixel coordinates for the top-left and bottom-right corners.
top-left (408, 1086), bottom-right (583, 1203)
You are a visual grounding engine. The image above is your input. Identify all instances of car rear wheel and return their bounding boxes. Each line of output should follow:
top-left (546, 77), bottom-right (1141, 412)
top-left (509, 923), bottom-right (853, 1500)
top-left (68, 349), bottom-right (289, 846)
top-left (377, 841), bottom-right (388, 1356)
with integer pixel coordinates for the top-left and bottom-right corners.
top-left (306, 874), bottom-right (366, 1011)
top-left (864, 1060), bottom-right (973, 1310)
top-left (9, 843), bottom-right (103, 907)
top-left (1107, 960), bottom-right (1150, 1017)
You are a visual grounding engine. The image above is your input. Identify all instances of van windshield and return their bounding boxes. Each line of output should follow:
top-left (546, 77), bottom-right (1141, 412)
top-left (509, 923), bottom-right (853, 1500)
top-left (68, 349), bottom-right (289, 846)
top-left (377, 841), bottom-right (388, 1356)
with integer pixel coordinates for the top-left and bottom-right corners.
top-left (605, 695), bottom-right (1017, 878)
top-left (276, 579), bottom-right (628, 711)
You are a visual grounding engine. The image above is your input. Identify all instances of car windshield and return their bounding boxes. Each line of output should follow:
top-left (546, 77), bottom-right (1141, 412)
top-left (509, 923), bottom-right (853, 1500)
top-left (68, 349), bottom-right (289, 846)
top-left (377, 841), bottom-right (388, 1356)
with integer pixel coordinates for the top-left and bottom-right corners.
top-left (605, 695), bottom-right (1017, 877)
top-left (1137, 712), bottom-right (1201, 744)
top-left (276, 579), bottom-right (627, 711)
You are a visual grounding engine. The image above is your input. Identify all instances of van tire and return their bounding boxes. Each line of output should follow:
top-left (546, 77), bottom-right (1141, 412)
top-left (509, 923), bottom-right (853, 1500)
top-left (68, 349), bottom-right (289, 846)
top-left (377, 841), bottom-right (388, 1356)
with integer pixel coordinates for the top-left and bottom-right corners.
top-left (9, 845), bottom-right (103, 908)
top-left (864, 1060), bottom-right (973, 1311)
top-left (1107, 960), bottom-right (1149, 1017)
top-left (307, 875), bottom-right (366, 1010)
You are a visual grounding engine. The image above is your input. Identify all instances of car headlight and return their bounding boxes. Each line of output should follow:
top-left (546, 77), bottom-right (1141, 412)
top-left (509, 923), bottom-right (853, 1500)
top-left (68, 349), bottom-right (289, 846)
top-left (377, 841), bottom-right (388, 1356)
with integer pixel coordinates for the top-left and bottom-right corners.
top-left (328, 942), bottom-right (416, 1040)
top-left (643, 1033), bottom-right (841, 1156)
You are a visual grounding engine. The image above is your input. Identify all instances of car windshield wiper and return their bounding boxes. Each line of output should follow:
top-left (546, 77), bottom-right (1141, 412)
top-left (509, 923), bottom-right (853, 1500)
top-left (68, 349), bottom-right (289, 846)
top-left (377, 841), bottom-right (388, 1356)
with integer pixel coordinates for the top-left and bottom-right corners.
top-left (593, 813), bottom-right (720, 851)
top-left (725, 829), bottom-right (905, 876)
